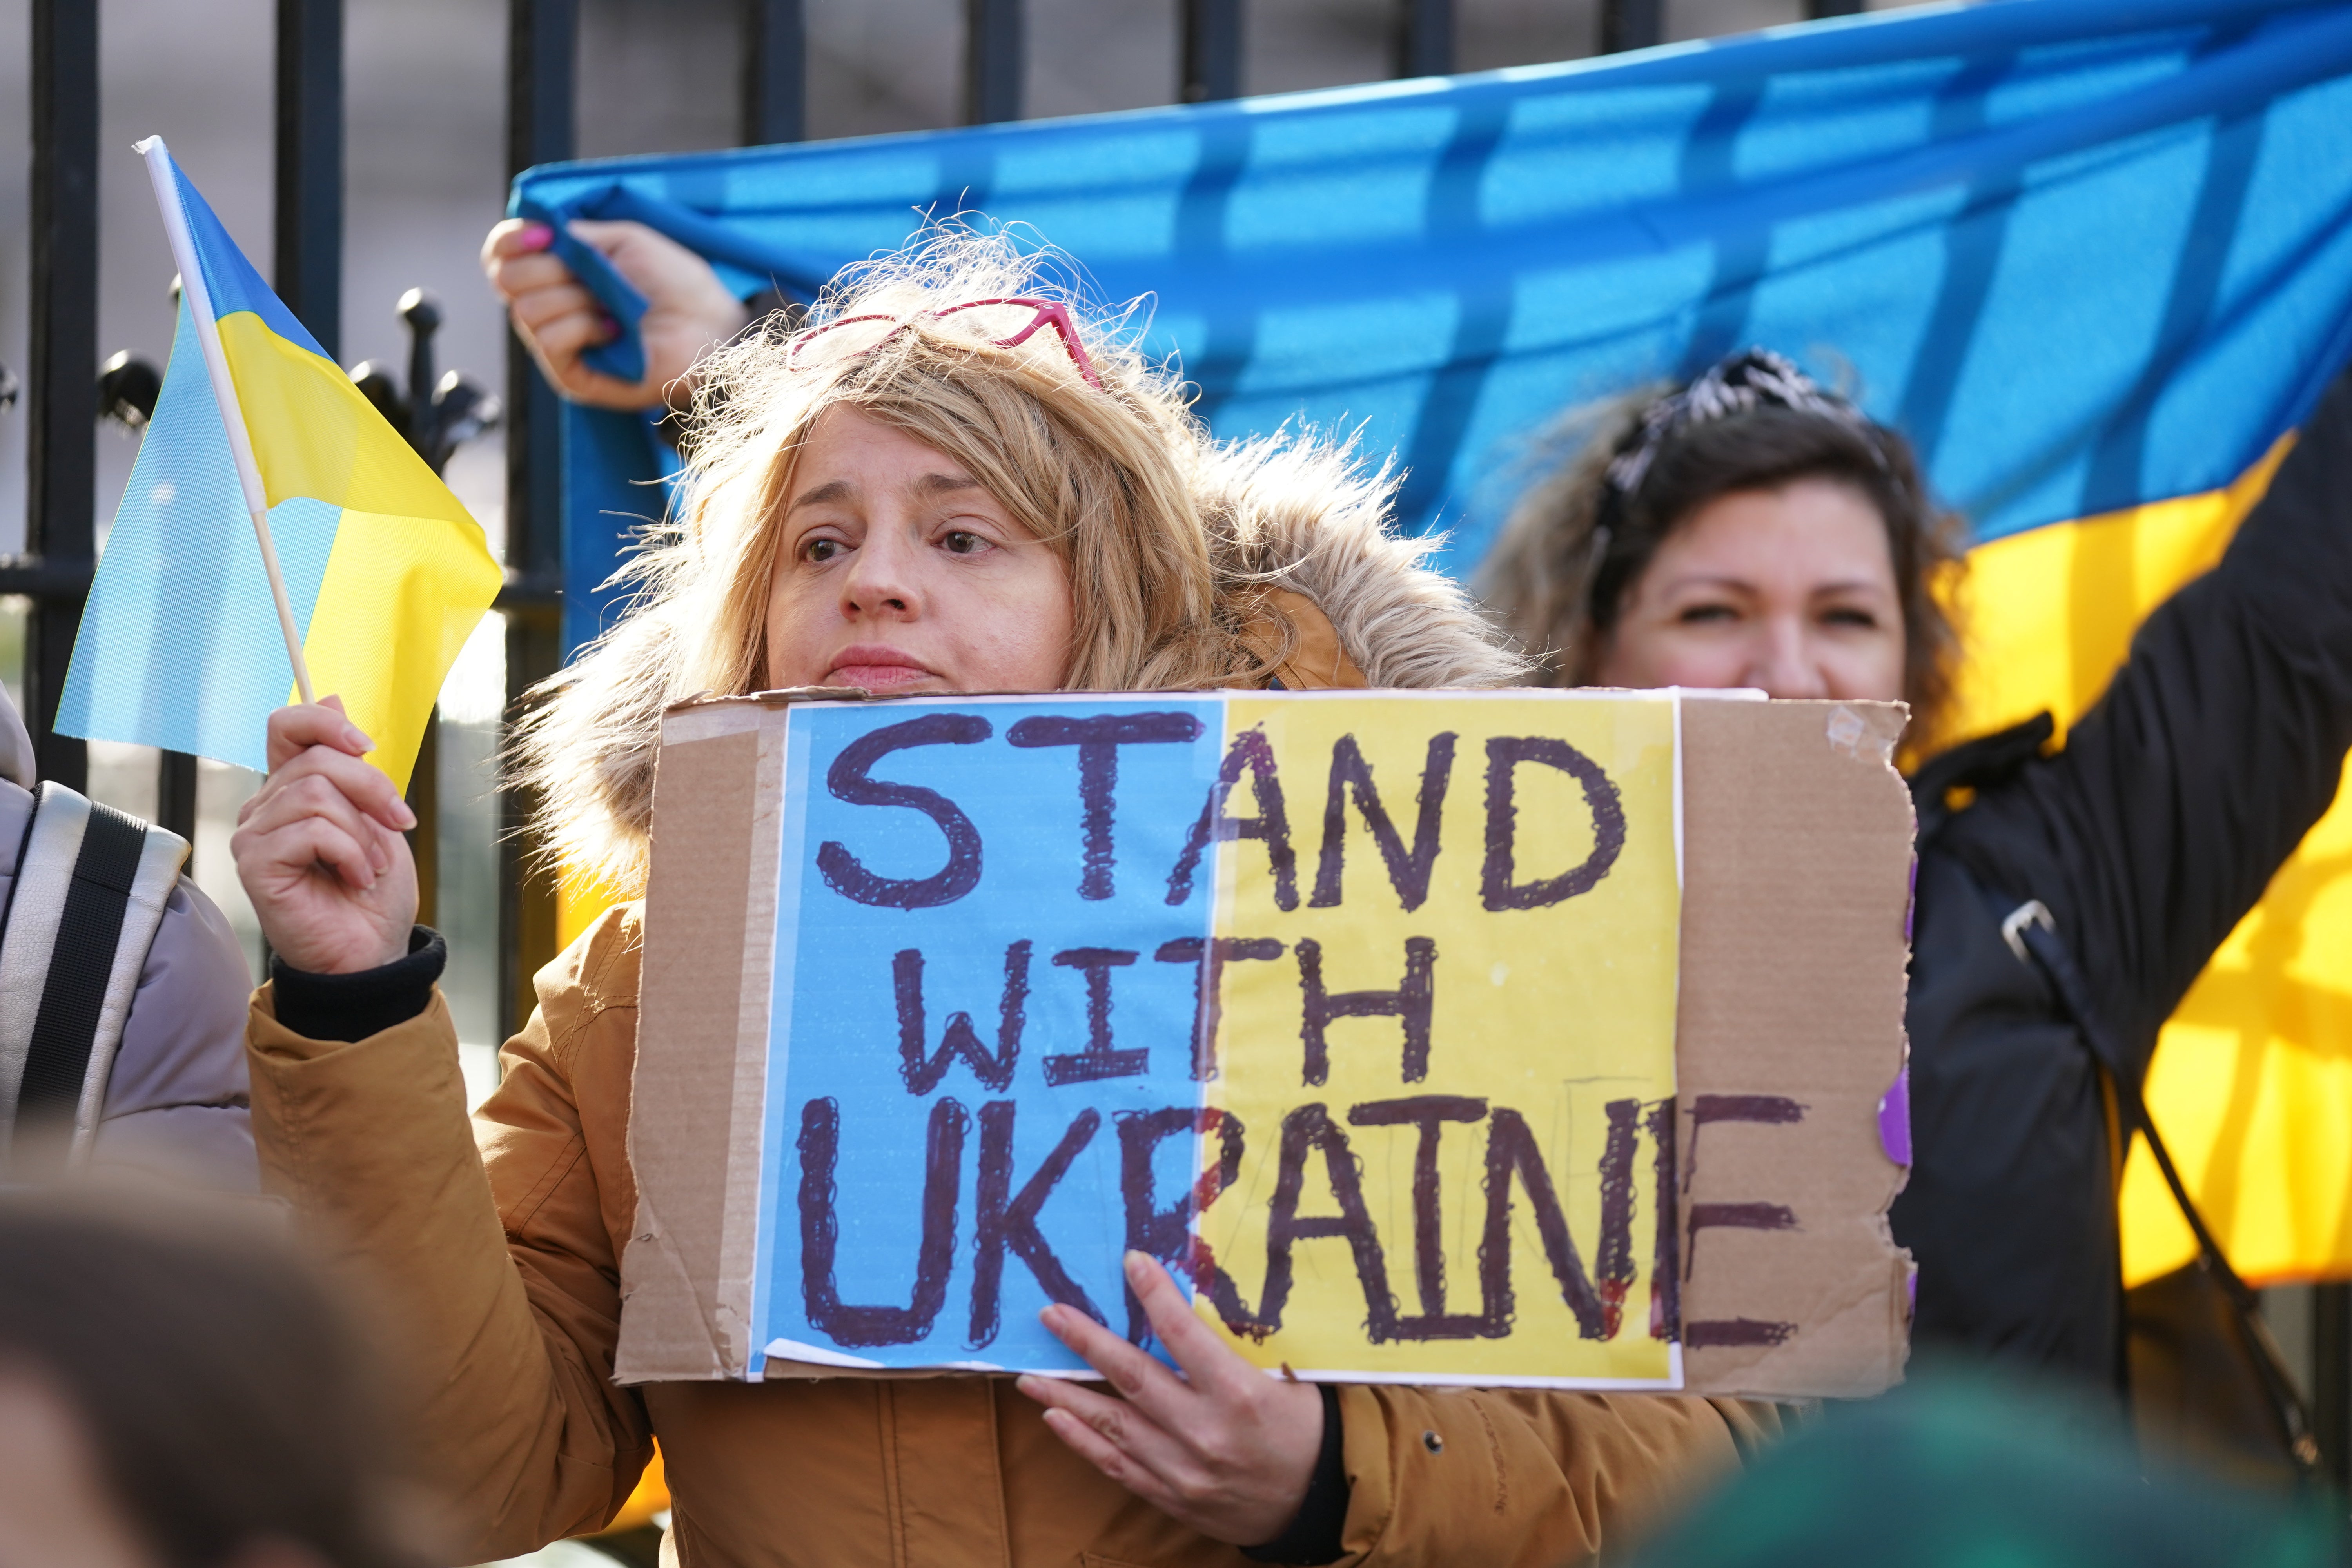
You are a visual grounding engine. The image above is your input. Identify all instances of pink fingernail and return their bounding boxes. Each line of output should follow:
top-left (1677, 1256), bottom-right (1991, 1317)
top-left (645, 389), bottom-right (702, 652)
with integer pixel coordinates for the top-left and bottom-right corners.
top-left (519, 222), bottom-right (553, 247)
top-left (396, 803), bottom-right (419, 830)
top-left (345, 726), bottom-right (373, 751)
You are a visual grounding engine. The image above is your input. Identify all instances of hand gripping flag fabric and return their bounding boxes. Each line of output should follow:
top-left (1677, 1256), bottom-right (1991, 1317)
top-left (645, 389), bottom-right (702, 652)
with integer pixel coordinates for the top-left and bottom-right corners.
top-left (514, 0), bottom-right (2352, 1283)
top-left (56, 140), bottom-right (502, 791)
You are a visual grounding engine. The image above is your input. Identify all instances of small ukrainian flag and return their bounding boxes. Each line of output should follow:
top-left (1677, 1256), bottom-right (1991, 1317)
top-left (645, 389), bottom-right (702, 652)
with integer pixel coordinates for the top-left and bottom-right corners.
top-left (55, 137), bottom-right (501, 791)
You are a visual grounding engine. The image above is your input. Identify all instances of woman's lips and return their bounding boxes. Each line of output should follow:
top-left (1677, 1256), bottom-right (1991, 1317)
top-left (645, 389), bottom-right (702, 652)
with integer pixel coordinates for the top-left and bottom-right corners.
top-left (826, 648), bottom-right (940, 689)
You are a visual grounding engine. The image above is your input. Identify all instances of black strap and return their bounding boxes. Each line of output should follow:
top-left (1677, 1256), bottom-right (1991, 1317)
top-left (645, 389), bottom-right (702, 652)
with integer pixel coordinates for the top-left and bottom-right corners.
top-left (2000, 900), bottom-right (2321, 1474)
top-left (14, 802), bottom-right (146, 1121)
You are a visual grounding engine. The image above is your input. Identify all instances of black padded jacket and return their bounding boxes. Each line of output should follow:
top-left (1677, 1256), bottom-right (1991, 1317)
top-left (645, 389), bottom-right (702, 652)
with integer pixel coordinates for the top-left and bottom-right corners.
top-left (1893, 363), bottom-right (2352, 1387)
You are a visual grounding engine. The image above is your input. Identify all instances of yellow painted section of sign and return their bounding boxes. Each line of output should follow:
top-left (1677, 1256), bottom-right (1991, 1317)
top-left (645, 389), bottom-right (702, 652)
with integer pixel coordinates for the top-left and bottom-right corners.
top-left (1195, 693), bottom-right (1682, 1383)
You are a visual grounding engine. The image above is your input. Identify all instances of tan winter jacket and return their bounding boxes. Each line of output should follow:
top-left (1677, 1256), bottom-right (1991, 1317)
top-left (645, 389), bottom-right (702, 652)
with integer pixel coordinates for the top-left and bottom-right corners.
top-left (246, 482), bottom-right (1779, 1568)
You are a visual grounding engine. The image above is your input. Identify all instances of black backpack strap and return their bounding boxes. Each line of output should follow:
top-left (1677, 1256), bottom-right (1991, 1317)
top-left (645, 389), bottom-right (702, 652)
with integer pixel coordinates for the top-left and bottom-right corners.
top-left (1998, 898), bottom-right (2321, 1474)
top-left (0, 782), bottom-right (190, 1164)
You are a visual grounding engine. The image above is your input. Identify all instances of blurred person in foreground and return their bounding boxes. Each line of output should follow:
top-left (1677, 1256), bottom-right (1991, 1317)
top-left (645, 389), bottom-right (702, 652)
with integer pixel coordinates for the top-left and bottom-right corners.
top-left (0, 1193), bottom-right (409, 1568)
top-left (1480, 349), bottom-right (2352, 1464)
top-left (1624, 1368), bottom-right (2343, 1568)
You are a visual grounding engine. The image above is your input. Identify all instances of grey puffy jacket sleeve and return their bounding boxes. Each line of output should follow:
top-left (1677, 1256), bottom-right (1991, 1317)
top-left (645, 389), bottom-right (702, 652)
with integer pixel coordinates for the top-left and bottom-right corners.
top-left (0, 780), bottom-right (258, 1189)
top-left (93, 874), bottom-right (258, 1188)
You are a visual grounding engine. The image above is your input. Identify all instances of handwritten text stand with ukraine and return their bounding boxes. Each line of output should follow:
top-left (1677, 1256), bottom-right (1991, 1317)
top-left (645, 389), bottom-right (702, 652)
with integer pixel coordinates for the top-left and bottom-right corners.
top-left (620, 690), bottom-right (1917, 1397)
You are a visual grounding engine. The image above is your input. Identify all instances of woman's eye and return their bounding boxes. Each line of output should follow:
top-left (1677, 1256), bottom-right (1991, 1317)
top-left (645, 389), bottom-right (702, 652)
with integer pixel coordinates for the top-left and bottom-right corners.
top-left (1822, 606), bottom-right (1880, 630)
top-left (942, 529), bottom-right (990, 556)
top-left (805, 538), bottom-right (844, 563)
top-left (1675, 603), bottom-right (1738, 625)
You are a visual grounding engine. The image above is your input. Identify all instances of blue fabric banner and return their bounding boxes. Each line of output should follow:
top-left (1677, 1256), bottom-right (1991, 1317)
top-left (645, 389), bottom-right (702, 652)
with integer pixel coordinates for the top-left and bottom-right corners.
top-left (514, 0), bottom-right (2352, 657)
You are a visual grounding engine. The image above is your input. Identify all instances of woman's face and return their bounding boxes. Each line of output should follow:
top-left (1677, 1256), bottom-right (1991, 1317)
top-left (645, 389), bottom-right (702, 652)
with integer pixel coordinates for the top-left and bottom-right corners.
top-left (1590, 476), bottom-right (1906, 702)
top-left (765, 405), bottom-right (1076, 693)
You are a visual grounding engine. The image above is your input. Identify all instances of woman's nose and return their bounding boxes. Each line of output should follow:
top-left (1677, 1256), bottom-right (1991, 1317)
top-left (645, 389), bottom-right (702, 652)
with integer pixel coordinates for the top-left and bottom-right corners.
top-left (839, 522), bottom-right (921, 617)
top-left (1745, 618), bottom-right (1831, 700)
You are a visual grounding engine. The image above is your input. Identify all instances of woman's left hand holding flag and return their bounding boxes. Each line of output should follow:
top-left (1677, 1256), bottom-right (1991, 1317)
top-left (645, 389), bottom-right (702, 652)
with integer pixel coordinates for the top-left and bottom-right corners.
top-left (232, 699), bottom-right (419, 975)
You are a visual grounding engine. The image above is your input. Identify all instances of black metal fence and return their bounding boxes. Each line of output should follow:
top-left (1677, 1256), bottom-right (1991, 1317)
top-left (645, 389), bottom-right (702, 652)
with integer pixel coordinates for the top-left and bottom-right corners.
top-left (7, 0), bottom-right (2347, 1495)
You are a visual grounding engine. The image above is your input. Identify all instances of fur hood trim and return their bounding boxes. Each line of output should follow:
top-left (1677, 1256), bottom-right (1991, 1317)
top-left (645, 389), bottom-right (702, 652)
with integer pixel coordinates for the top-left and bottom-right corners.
top-left (1197, 436), bottom-right (1525, 693)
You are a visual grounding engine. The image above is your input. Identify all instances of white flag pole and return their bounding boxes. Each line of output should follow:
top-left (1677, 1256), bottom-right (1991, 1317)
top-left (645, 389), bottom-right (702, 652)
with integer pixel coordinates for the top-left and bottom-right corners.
top-left (136, 136), bottom-right (316, 707)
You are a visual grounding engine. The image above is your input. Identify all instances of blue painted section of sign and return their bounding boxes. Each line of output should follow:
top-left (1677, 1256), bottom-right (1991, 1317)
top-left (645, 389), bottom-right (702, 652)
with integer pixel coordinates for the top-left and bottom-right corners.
top-left (756, 696), bottom-right (1228, 1372)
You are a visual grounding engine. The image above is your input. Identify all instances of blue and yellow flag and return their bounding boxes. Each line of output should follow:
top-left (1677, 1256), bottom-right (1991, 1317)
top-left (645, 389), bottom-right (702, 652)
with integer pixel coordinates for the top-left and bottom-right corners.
top-left (516, 0), bottom-right (2352, 1281)
top-left (58, 139), bottom-right (501, 790)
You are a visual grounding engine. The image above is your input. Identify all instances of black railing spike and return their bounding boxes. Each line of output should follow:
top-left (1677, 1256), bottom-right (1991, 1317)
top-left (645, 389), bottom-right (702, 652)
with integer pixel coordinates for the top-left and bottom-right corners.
top-left (402, 287), bottom-right (445, 462)
top-left (348, 359), bottom-right (408, 437)
top-left (101, 275), bottom-right (192, 432)
top-left (97, 352), bottom-right (162, 430)
top-left (427, 371), bottom-right (502, 473)
top-left (346, 288), bottom-right (499, 474)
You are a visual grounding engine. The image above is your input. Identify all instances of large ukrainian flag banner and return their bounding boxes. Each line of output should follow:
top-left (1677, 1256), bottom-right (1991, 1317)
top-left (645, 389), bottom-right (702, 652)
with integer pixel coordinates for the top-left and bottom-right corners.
top-left (57, 140), bottom-right (501, 791)
top-left (515, 0), bottom-right (2352, 1282)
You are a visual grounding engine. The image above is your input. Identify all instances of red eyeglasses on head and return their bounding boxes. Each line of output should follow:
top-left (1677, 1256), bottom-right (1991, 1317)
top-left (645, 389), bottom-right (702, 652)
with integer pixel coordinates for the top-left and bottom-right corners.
top-left (784, 296), bottom-right (1105, 390)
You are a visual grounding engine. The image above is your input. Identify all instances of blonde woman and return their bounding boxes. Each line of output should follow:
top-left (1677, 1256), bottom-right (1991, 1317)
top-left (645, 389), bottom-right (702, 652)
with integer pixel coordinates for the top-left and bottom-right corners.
top-left (232, 229), bottom-right (1778, 1568)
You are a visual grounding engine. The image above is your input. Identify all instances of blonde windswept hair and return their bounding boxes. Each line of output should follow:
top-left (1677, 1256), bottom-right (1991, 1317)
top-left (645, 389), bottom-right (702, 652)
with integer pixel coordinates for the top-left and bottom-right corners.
top-left (514, 225), bottom-right (1520, 894)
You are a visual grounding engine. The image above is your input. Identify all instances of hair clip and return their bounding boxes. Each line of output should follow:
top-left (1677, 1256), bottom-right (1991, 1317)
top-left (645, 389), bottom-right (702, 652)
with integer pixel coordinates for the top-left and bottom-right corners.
top-left (1604, 348), bottom-right (1882, 501)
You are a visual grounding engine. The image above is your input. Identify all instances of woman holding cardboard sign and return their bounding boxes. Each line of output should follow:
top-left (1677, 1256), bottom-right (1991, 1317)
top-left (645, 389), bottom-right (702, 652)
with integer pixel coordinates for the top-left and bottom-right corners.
top-left (1483, 349), bottom-right (2352, 1470)
top-left (232, 228), bottom-right (1780, 1568)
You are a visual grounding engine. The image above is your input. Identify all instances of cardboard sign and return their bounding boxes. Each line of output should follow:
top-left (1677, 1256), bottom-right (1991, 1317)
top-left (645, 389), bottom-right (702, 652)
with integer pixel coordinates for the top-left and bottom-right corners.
top-left (620, 691), bottom-right (1917, 1399)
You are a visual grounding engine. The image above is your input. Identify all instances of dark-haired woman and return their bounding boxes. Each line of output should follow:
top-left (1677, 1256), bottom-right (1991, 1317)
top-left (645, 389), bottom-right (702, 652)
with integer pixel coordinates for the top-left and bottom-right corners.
top-left (1483, 349), bottom-right (2352, 1405)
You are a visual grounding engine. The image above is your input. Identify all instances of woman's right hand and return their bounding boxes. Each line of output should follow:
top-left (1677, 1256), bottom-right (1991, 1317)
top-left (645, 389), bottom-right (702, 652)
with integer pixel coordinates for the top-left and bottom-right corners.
top-left (482, 216), bottom-right (752, 410)
top-left (232, 699), bottom-right (419, 976)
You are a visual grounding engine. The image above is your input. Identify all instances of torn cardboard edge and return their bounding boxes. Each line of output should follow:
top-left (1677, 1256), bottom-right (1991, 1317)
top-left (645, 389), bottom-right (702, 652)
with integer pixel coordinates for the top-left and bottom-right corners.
top-left (621, 690), bottom-right (1915, 1399)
